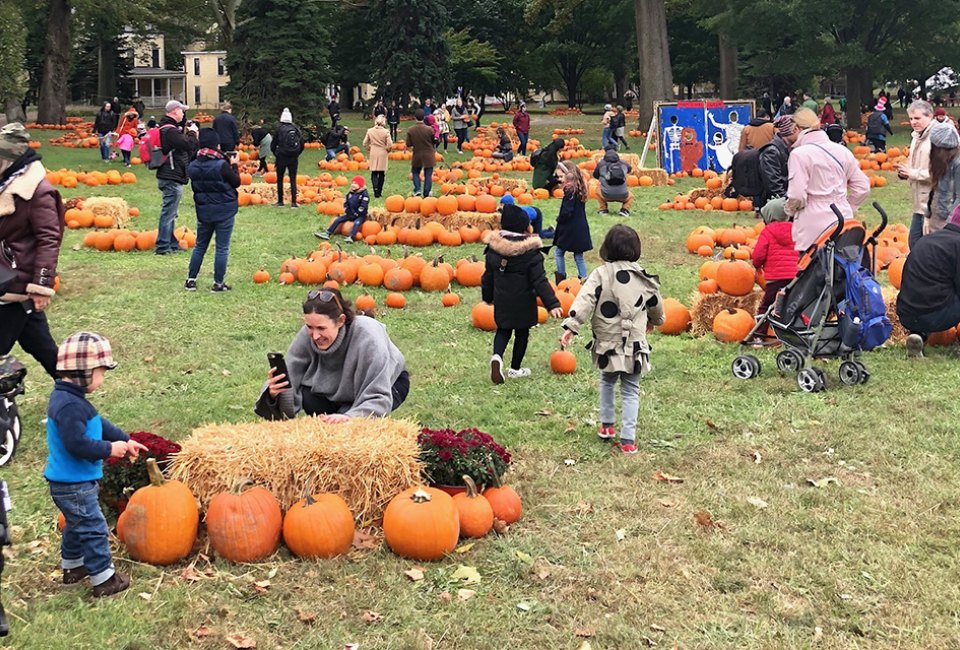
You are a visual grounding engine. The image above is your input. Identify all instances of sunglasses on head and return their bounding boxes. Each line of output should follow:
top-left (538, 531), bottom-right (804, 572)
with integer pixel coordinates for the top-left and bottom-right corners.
top-left (306, 289), bottom-right (343, 312)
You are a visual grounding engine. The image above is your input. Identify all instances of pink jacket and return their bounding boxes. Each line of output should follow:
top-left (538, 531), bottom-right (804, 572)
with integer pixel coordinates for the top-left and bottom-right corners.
top-left (785, 129), bottom-right (870, 251)
top-left (751, 221), bottom-right (798, 281)
top-left (116, 133), bottom-right (134, 152)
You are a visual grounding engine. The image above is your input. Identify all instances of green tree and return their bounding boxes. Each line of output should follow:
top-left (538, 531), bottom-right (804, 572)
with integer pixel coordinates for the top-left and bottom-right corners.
top-left (226, 0), bottom-right (333, 127)
top-left (635, 0), bottom-right (674, 128)
top-left (369, 0), bottom-right (452, 106)
top-left (0, 0), bottom-right (27, 122)
top-left (446, 29), bottom-right (499, 101)
top-left (667, 5), bottom-right (719, 99)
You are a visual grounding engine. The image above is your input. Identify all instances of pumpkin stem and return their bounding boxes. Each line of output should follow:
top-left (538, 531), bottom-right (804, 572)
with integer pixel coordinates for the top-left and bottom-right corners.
top-left (146, 458), bottom-right (165, 487)
top-left (231, 478), bottom-right (255, 495)
top-left (305, 494), bottom-right (316, 507)
top-left (410, 488), bottom-right (432, 503)
top-left (487, 459), bottom-right (503, 488)
top-left (462, 475), bottom-right (479, 498)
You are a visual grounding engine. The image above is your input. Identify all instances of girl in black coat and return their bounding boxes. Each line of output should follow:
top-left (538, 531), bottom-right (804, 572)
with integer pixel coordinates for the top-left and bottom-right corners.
top-left (482, 204), bottom-right (563, 383)
top-left (553, 165), bottom-right (592, 283)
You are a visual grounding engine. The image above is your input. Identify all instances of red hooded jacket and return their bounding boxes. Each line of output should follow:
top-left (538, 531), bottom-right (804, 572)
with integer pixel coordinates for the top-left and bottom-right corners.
top-left (752, 221), bottom-right (798, 281)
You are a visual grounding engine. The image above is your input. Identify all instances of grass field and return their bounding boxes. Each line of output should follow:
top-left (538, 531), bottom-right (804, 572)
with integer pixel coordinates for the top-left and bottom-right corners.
top-left (1, 108), bottom-right (959, 650)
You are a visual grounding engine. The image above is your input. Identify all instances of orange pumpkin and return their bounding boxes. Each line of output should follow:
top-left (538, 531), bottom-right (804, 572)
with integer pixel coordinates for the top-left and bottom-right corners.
top-left (441, 291), bottom-right (461, 307)
top-left (712, 308), bottom-right (755, 343)
top-left (549, 348), bottom-right (577, 374)
top-left (282, 493), bottom-right (355, 559)
top-left (205, 481), bottom-right (283, 563)
top-left (658, 298), bottom-right (691, 335)
top-left (451, 476), bottom-right (494, 539)
top-left (482, 473), bottom-right (522, 524)
top-left (716, 259), bottom-right (755, 296)
top-left (471, 302), bottom-right (497, 331)
top-left (386, 292), bottom-right (407, 308)
top-left (355, 292), bottom-right (377, 314)
top-left (383, 487), bottom-right (460, 561)
top-left (253, 268), bottom-right (271, 284)
top-left (887, 255), bottom-right (907, 289)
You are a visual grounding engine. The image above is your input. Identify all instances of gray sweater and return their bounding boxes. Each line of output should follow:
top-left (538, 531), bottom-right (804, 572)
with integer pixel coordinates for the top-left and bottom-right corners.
top-left (255, 316), bottom-right (407, 419)
top-left (932, 157), bottom-right (960, 222)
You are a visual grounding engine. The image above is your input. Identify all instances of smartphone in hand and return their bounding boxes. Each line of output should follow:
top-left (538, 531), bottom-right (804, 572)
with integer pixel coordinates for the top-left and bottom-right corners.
top-left (267, 352), bottom-right (289, 380)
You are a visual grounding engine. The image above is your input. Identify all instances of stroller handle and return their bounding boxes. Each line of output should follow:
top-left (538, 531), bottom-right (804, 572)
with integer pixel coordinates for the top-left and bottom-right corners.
top-left (869, 202), bottom-right (889, 241)
top-left (828, 203), bottom-right (846, 242)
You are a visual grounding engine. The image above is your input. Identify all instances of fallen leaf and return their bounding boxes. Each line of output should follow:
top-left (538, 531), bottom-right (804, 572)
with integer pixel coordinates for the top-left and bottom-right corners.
top-left (807, 477), bottom-right (840, 489)
top-left (344, 645), bottom-right (359, 650)
top-left (649, 624), bottom-right (666, 632)
top-left (653, 470), bottom-right (683, 484)
top-left (191, 624), bottom-right (212, 639)
top-left (180, 566), bottom-right (201, 582)
top-left (143, 356), bottom-right (155, 363)
top-left (533, 560), bottom-right (552, 581)
top-left (705, 419), bottom-right (721, 432)
top-left (296, 609), bottom-right (317, 624)
top-left (225, 634), bottom-right (256, 649)
top-left (564, 458), bottom-right (577, 466)
top-left (352, 529), bottom-right (380, 550)
top-left (253, 580), bottom-right (271, 593)
top-left (138, 592), bottom-right (152, 601)
top-left (746, 496), bottom-right (769, 509)
top-left (837, 593), bottom-right (852, 601)
top-left (454, 543), bottom-right (475, 554)
top-left (752, 451), bottom-right (762, 464)
top-left (450, 565), bottom-right (481, 584)
top-left (514, 550), bottom-right (533, 564)
top-left (642, 635), bottom-right (658, 646)
top-left (575, 500), bottom-right (593, 514)
top-left (438, 591), bottom-right (453, 603)
top-left (577, 641), bottom-right (593, 650)
top-left (659, 499), bottom-right (677, 508)
top-left (221, 369), bottom-right (232, 377)
top-left (693, 511), bottom-right (720, 528)
top-left (564, 422), bottom-right (578, 434)
top-left (493, 518), bottom-right (509, 534)
top-left (457, 588), bottom-right (476, 601)
top-left (615, 528), bottom-right (627, 542)
top-left (535, 409), bottom-right (553, 416)
top-left (267, 567), bottom-right (278, 579)
top-left (404, 567), bottom-right (425, 582)
top-left (813, 626), bottom-right (823, 641)
top-left (516, 602), bottom-right (531, 612)
top-left (574, 627), bottom-right (595, 638)
top-left (361, 610), bottom-right (382, 623)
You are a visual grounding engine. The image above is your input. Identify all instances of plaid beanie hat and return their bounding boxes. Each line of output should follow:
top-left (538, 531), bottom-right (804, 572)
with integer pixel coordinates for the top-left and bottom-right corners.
top-left (500, 204), bottom-right (530, 233)
top-left (773, 115), bottom-right (796, 138)
top-left (57, 332), bottom-right (117, 373)
top-left (0, 123), bottom-right (30, 161)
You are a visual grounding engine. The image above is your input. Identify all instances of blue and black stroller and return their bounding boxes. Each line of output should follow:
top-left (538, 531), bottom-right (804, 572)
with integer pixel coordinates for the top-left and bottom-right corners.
top-left (731, 202), bottom-right (892, 392)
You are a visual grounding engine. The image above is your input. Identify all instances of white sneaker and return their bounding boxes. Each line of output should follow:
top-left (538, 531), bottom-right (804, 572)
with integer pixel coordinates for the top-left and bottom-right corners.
top-left (490, 355), bottom-right (504, 384)
top-left (507, 367), bottom-right (532, 379)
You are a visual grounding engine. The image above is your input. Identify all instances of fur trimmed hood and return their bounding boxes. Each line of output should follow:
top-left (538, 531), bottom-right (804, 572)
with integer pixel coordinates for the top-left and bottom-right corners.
top-left (486, 230), bottom-right (543, 257)
top-left (0, 160), bottom-right (46, 219)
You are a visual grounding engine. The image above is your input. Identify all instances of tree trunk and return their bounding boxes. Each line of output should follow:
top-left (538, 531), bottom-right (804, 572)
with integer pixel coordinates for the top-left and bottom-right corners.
top-left (37, 0), bottom-right (70, 125)
top-left (213, 0), bottom-right (238, 48)
top-left (635, 0), bottom-right (674, 132)
top-left (844, 66), bottom-right (870, 129)
top-left (5, 99), bottom-right (26, 124)
top-left (718, 34), bottom-right (737, 100)
top-left (97, 40), bottom-right (116, 104)
top-left (614, 70), bottom-right (627, 106)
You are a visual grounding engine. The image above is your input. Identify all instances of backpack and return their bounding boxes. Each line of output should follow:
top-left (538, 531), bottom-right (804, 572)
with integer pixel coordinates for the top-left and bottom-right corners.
top-left (529, 148), bottom-right (543, 166)
top-left (277, 124), bottom-right (302, 157)
top-left (730, 147), bottom-right (764, 197)
top-left (602, 160), bottom-right (626, 186)
top-left (836, 256), bottom-right (892, 351)
top-left (147, 124), bottom-right (176, 170)
top-left (866, 111), bottom-right (885, 135)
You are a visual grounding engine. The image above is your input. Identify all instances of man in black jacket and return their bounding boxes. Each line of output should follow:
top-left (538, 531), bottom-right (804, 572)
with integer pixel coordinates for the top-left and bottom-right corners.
top-left (323, 125), bottom-right (349, 161)
top-left (155, 100), bottom-right (199, 255)
top-left (270, 107), bottom-right (305, 208)
top-left (756, 115), bottom-right (798, 209)
top-left (328, 96), bottom-right (340, 127)
top-left (896, 212), bottom-right (960, 358)
top-left (94, 102), bottom-right (118, 161)
top-left (212, 102), bottom-right (240, 154)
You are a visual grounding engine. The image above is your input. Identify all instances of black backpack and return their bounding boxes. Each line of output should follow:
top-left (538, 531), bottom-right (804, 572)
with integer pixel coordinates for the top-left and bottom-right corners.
top-left (277, 124), bottom-right (302, 156)
top-left (529, 147), bottom-right (543, 166)
top-left (730, 147), bottom-right (764, 197)
top-left (602, 160), bottom-right (627, 185)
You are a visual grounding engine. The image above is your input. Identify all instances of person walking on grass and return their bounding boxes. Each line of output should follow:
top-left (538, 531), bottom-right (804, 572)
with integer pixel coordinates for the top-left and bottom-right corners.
top-left (363, 115), bottom-right (392, 198)
top-left (115, 129), bottom-right (134, 167)
top-left (251, 120), bottom-right (271, 175)
top-left (451, 98), bottom-right (469, 153)
top-left (316, 176), bottom-right (370, 242)
top-left (405, 109), bottom-right (436, 197)
top-left (482, 204), bottom-right (562, 384)
top-left (553, 166), bottom-right (592, 284)
top-left (614, 106), bottom-right (630, 150)
top-left (46, 332), bottom-right (149, 597)
top-left (212, 102), bottom-right (239, 155)
top-left (184, 129), bottom-right (240, 293)
top-left (512, 103), bottom-right (531, 156)
top-left (866, 97), bottom-right (893, 153)
top-left (387, 100), bottom-right (401, 142)
top-left (559, 225), bottom-right (665, 455)
top-left (94, 102), bottom-right (117, 161)
top-left (270, 108), bottom-right (304, 208)
top-left (155, 100), bottom-right (199, 255)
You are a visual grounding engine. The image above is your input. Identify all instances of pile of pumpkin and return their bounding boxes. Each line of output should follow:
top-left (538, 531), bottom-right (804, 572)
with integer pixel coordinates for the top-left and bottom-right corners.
top-left (108, 459), bottom-right (522, 565)
top-left (322, 213), bottom-right (490, 247)
top-left (26, 117), bottom-right (93, 131)
top-left (552, 128), bottom-right (585, 136)
top-left (685, 223), bottom-right (762, 259)
top-left (318, 147), bottom-right (373, 172)
top-left (65, 205), bottom-right (140, 229)
top-left (81, 226), bottom-right (193, 252)
top-left (46, 168), bottom-right (137, 188)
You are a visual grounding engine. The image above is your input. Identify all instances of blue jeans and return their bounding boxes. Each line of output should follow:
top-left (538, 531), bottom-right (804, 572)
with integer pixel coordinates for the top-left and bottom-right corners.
top-left (49, 480), bottom-right (115, 586)
top-left (909, 212), bottom-right (924, 250)
top-left (325, 144), bottom-right (349, 161)
top-left (517, 131), bottom-right (529, 156)
top-left (412, 166), bottom-right (433, 196)
top-left (97, 134), bottom-right (110, 160)
top-left (600, 371), bottom-right (641, 443)
top-left (601, 127), bottom-right (612, 148)
top-left (188, 215), bottom-right (235, 284)
top-left (156, 179), bottom-right (185, 253)
top-left (327, 213), bottom-right (365, 239)
top-left (554, 247), bottom-right (588, 278)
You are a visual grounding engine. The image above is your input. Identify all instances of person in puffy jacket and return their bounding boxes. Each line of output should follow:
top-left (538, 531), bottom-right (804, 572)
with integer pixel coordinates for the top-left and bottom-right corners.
top-left (155, 100), bottom-right (199, 255)
top-left (512, 103), bottom-right (531, 155)
top-left (757, 115), bottom-right (798, 209)
top-left (316, 176), bottom-right (370, 241)
top-left (212, 102), bottom-right (240, 153)
top-left (751, 198), bottom-right (798, 331)
top-left (184, 129), bottom-right (240, 293)
top-left (592, 146), bottom-right (633, 216)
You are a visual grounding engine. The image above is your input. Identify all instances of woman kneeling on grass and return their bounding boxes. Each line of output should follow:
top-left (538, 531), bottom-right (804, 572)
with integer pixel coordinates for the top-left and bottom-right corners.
top-left (255, 288), bottom-right (409, 423)
top-left (559, 225), bottom-right (664, 455)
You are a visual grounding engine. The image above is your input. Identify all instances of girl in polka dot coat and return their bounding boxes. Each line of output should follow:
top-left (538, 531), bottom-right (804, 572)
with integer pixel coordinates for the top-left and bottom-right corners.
top-left (560, 224), bottom-right (664, 454)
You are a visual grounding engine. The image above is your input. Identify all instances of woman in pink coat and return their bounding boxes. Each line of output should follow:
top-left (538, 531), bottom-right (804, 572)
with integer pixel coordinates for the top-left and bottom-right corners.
top-left (785, 108), bottom-right (871, 251)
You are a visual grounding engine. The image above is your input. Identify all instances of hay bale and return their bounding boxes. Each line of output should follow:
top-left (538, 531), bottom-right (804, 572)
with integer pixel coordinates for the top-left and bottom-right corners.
top-left (169, 417), bottom-right (423, 525)
top-left (367, 207), bottom-right (500, 230)
top-left (885, 288), bottom-right (905, 343)
top-left (470, 177), bottom-right (528, 192)
top-left (82, 196), bottom-right (129, 227)
top-left (635, 168), bottom-right (670, 185)
top-left (245, 182), bottom-right (292, 204)
top-left (689, 289), bottom-right (763, 337)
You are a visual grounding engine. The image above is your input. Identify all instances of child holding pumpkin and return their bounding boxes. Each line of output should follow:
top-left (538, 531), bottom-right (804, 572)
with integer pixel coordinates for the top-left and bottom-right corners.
top-left (317, 176), bottom-right (370, 242)
top-left (45, 332), bottom-right (148, 597)
top-left (560, 225), bottom-right (664, 454)
top-left (483, 204), bottom-right (563, 383)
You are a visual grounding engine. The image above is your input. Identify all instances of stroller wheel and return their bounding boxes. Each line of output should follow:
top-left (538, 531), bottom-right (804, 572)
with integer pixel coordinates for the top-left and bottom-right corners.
top-left (854, 361), bottom-right (870, 384)
top-left (0, 425), bottom-right (17, 467)
top-left (838, 360), bottom-right (863, 386)
top-left (797, 367), bottom-right (825, 393)
top-left (775, 350), bottom-right (804, 375)
top-left (732, 355), bottom-right (761, 380)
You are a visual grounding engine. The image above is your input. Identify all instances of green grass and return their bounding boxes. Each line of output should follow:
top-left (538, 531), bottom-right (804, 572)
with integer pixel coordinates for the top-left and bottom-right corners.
top-left (2, 109), bottom-right (960, 649)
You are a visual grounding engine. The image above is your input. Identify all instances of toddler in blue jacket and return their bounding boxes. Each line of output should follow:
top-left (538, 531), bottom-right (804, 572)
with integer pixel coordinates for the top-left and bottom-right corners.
top-left (45, 332), bottom-right (146, 597)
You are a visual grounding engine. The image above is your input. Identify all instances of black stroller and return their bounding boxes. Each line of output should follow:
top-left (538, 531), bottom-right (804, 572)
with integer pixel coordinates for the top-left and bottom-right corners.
top-left (0, 356), bottom-right (24, 467)
top-left (731, 202), bottom-right (888, 393)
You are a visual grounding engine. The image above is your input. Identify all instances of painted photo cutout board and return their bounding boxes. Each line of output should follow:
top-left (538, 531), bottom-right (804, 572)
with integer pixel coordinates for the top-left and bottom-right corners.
top-left (657, 101), bottom-right (754, 174)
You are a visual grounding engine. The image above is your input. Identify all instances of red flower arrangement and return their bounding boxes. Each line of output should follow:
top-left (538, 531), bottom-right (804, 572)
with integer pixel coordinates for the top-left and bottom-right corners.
top-left (101, 431), bottom-right (181, 515)
top-left (417, 427), bottom-right (511, 488)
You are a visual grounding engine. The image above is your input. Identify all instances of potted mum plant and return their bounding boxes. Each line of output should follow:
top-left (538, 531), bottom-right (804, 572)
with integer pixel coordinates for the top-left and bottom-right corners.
top-left (417, 427), bottom-right (511, 495)
top-left (101, 431), bottom-right (181, 516)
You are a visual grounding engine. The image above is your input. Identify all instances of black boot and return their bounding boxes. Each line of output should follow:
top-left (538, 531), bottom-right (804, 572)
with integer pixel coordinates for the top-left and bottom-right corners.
top-left (555, 272), bottom-right (566, 285)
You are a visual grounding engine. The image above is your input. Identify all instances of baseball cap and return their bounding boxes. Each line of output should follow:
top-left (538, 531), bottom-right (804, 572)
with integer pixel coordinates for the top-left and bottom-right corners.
top-left (56, 332), bottom-right (118, 372)
top-left (165, 100), bottom-right (189, 112)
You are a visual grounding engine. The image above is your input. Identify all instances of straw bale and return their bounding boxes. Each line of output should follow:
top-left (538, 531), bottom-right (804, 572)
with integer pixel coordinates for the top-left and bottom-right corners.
top-left (367, 207), bottom-right (500, 230)
top-left (82, 196), bottom-right (129, 227)
top-left (885, 288), bottom-right (905, 343)
top-left (590, 151), bottom-right (642, 169)
top-left (690, 289), bottom-right (763, 336)
top-left (469, 177), bottom-right (528, 192)
top-left (634, 168), bottom-right (670, 185)
top-left (245, 182), bottom-right (292, 203)
top-left (169, 417), bottom-right (423, 525)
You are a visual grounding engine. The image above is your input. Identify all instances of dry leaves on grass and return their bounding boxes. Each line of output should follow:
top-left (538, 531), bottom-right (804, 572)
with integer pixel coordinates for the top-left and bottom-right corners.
top-left (653, 470), bottom-right (683, 484)
top-left (457, 588), bottom-right (476, 601)
top-left (225, 633), bottom-right (256, 649)
top-left (746, 496), bottom-right (769, 509)
top-left (693, 510), bottom-right (724, 529)
top-left (361, 610), bottom-right (382, 623)
top-left (405, 566), bottom-right (425, 582)
top-left (449, 565), bottom-right (482, 584)
top-left (352, 528), bottom-right (380, 551)
top-left (574, 627), bottom-right (596, 638)
top-left (189, 624), bottom-right (212, 640)
top-left (296, 609), bottom-right (317, 625)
